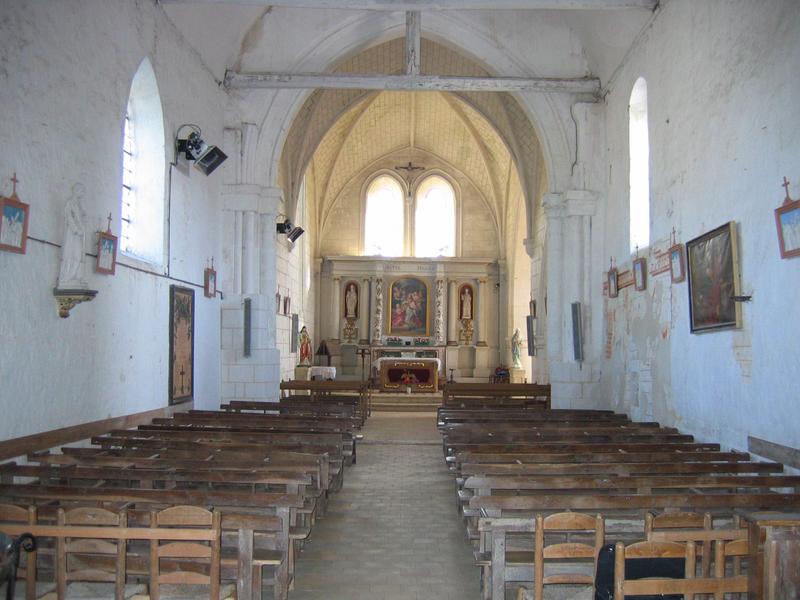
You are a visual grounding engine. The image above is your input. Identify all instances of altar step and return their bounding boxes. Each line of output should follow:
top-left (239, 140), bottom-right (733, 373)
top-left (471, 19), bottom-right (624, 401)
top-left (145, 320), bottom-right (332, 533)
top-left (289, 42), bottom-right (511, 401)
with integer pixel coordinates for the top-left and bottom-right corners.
top-left (370, 392), bottom-right (442, 413)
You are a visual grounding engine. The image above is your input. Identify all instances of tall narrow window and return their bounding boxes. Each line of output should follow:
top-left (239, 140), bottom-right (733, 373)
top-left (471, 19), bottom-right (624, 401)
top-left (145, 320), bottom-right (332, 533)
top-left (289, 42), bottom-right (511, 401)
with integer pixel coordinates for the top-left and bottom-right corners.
top-left (629, 77), bottom-right (649, 253)
top-left (364, 175), bottom-right (404, 256)
top-left (414, 175), bottom-right (456, 257)
top-left (120, 58), bottom-right (166, 265)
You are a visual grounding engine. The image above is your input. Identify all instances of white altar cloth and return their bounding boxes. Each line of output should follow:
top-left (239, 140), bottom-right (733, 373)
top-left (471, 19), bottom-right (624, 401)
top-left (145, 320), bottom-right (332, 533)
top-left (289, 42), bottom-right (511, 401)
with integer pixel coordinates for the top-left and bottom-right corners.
top-left (309, 366), bottom-right (337, 380)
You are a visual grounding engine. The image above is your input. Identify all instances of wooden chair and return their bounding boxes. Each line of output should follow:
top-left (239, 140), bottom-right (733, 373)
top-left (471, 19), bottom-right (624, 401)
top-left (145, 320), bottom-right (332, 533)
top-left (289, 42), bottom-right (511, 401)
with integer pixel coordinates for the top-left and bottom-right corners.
top-left (533, 512), bottom-right (603, 600)
top-left (55, 506), bottom-right (142, 600)
top-left (148, 506), bottom-right (224, 600)
top-left (613, 540), bottom-right (748, 599)
top-left (0, 503), bottom-right (39, 600)
top-left (646, 510), bottom-right (712, 577)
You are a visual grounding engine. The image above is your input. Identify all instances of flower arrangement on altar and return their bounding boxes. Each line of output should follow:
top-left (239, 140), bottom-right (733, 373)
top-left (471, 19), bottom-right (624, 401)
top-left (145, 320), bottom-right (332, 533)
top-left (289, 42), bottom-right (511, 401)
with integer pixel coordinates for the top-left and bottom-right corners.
top-left (400, 370), bottom-right (418, 385)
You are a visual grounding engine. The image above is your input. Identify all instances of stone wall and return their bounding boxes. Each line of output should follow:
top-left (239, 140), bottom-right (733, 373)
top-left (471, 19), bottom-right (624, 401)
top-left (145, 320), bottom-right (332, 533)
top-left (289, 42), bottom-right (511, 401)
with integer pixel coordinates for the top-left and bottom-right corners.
top-left (597, 0), bottom-right (800, 451)
top-left (0, 0), bottom-right (226, 440)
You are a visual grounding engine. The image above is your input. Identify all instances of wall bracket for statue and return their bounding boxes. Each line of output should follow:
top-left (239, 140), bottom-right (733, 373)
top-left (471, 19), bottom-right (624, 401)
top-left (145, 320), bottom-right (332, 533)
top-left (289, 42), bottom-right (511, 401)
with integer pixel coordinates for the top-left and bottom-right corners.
top-left (52, 288), bottom-right (97, 318)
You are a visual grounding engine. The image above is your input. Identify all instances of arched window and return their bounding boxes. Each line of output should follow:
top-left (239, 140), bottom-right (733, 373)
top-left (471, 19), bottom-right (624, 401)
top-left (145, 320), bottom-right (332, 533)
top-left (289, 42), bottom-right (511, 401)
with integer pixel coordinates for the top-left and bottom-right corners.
top-left (120, 58), bottom-right (166, 265)
top-left (629, 77), bottom-right (650, 253)
top-left (414, 175), bottom-right (456, 257)
top-left (364, 175), bottom-right (404, 256)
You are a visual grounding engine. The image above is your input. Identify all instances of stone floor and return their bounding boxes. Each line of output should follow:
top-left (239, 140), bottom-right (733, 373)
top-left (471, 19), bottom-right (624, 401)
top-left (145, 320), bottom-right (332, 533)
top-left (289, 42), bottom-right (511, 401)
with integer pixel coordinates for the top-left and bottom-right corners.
top-left (288, 412), bottom-right (480, 600)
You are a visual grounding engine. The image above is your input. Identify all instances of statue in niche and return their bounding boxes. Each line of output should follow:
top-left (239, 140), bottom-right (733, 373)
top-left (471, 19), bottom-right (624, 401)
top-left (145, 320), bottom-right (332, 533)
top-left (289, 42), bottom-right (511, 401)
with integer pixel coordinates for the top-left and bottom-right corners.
top-left (460, 285), bottom-right (473, 320)
top-left (511, 328), bottom-right (523, 369)
top-left (57, 183), bottom-right (88, 289)
top-left (345, 282), bottom-right (358, 318)
top-left (298, 326), bottom-right (312, 366)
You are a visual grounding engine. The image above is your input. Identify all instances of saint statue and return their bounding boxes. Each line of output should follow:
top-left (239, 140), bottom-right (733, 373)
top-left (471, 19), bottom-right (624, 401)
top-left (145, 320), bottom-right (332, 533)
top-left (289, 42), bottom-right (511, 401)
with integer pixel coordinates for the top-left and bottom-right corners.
top-left (511, 328), bottom-right (523, 369)
top-left (461, 287), bottom-right (472, 320)
top-left (345, 283), bottom-right (358, 318)
top-left (298, 326), bottom-right (312, 367)
top-left (57, 183), bottom-right (88, 289)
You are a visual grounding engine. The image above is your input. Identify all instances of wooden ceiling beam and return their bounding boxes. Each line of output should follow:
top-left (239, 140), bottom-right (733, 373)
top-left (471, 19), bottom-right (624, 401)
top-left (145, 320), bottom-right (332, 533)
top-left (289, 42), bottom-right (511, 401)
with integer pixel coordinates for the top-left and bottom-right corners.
top-left (161, 0), bottom-right (657, 10)
top-left (224, 71), bottom-right (600, 94)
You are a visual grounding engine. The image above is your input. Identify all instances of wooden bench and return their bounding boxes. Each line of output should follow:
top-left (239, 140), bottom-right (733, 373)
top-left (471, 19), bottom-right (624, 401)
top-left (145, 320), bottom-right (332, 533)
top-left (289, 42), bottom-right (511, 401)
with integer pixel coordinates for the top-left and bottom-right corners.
top-left (442, 383), bottom-right (551, 409)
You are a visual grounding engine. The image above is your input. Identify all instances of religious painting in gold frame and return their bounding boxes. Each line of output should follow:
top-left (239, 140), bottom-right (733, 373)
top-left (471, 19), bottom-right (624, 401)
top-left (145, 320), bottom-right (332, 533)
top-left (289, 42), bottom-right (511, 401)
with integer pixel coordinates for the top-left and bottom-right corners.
top-left (388, 277), bottom-right (429, 336)
top-left (686, 221), bottom-right (742, 334)
top-left (169, 285), bottom-right (194, 404)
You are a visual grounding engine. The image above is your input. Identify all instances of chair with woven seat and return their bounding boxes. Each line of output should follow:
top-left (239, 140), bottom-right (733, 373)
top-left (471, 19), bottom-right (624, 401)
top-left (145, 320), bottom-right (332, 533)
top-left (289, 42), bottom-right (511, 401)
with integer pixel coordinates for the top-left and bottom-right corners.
top-left (147, 506), bottom-right (230, 600)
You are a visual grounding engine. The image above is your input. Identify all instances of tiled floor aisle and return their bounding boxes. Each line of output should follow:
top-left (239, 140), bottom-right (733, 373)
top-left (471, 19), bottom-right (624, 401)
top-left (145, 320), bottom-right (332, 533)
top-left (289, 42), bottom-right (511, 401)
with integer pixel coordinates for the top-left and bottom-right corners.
top-left (289, 412), bottom-right (480, 600)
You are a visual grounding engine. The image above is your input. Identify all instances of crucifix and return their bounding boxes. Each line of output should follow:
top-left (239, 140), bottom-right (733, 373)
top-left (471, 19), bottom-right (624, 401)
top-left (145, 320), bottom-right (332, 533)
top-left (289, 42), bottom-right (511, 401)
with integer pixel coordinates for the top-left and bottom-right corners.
top-left (395, 161), bottom-right (424, 195)
top-left (782, 176), bottom-right (792, 203)
top-left (10, 172), bottom-right (19, 197)
top-left (106, 213), bottom-right (112, 233)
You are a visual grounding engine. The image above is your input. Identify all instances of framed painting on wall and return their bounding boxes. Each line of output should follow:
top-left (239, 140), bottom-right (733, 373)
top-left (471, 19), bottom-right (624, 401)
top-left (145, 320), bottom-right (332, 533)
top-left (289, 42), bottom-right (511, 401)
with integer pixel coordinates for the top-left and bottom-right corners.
top-left (669, 243), bottom-right (686, 283)
top-left (0, 194), bottom-right (29, 254)
top-left (686, 221), bottom-right (742, 334)
top-left (169, 285), bottom-right (194, 404)
top-left (607, 268), bottom-right (619, 298)
top-left (204, 267), bottom-right (216, 298)
top-left (95, 230), bottom-right (118, 275)
top-left (388, 277), bottom-right (429, 336)
top-left (633, 257), bottom-right (647, 291)
top-left (775, 197), bottom-right (800, 259)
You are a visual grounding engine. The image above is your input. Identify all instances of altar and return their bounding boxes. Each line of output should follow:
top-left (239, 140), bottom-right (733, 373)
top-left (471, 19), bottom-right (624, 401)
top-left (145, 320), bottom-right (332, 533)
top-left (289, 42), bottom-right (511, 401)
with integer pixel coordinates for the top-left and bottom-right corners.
top-left (374, 357), bottom-right (440, 392)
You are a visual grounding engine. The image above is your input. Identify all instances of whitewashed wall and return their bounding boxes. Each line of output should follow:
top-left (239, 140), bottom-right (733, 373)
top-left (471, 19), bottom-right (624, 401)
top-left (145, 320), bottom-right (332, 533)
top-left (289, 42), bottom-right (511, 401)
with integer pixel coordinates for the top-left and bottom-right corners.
top-left (598, 0), bottom-right (800, 451)
top-left (0, 0), bottom-right (226, 441)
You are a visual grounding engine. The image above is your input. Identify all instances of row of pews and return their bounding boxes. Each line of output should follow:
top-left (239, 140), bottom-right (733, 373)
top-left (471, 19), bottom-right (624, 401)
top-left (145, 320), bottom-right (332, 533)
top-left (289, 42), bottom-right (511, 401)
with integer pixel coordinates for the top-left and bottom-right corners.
top-left (0, 384), bottom-right (365, 600)
top-left (437, 390), bottom-right (800, 599)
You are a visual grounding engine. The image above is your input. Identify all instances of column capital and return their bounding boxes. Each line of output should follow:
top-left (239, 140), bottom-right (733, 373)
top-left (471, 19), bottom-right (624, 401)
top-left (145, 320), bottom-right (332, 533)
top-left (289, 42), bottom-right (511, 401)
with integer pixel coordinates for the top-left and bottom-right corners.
top-left (221, 184), bottom-right (282, 215)
top-left (564, 189), bottom-right (598, 217)
top-left (523, 238), bottom-right (536, 258)
top-left (542, 193), bottom-right (565, 219)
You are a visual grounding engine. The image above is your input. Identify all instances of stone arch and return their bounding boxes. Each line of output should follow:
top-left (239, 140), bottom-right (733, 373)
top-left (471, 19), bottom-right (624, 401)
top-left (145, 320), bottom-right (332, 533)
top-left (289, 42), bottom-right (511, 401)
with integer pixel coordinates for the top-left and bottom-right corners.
top-left (248, 12), bottom-right (575, 230)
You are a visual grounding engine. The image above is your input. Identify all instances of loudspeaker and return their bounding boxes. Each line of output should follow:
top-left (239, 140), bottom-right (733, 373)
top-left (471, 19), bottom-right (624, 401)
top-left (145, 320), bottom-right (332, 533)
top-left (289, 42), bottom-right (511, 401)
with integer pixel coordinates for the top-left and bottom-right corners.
top-left (526, 315), bottom-right (536, 357)
top-left (571, 302), bottom-right (583, 362)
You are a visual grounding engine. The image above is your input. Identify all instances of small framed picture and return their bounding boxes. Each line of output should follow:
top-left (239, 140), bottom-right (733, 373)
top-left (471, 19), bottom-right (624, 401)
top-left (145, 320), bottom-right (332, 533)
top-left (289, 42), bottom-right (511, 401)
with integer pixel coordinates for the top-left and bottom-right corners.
top-left (204, 267), bottom-right (217, 298)
top-left (633, 257), bottom-right (647, 291)
top-left (669, 243), bottom-right (686, 283)
top-left (775, 198), bottom-right (800, 259)
top-left (607, 268), bottom-right (619, 298)
top-left (275, 292), bottom-right (281, 314)
top-left (283, 295), bottom-right (291, 315)
top-left (95, 230), bottom-right (118, 275)
top-left (0, 194), bottom-right (30, 254)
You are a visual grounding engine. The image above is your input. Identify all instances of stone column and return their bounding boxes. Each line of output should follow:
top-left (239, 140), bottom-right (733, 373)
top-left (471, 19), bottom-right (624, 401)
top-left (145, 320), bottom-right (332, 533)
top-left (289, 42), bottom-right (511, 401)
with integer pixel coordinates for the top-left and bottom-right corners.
top-left (543, 193), bottom-right (565, 363)
top-left (476, 278), bottom-right (488, 347)
top-left (330, 276), bottom-right (341, 342)
top-left (372, 277), bottom-right (383, 344)
top-left (220, 184), bottom-right (282, 403)
top-left (447, 280), bottom-right (458, 346)
top-left (359, 278), bottom-right (370, 344)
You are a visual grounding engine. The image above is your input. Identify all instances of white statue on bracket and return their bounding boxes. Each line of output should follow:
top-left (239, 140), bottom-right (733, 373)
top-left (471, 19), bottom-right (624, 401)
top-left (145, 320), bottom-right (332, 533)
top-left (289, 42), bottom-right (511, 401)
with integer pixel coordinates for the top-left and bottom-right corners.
top-left (57, 183), bottom-right (88, 290)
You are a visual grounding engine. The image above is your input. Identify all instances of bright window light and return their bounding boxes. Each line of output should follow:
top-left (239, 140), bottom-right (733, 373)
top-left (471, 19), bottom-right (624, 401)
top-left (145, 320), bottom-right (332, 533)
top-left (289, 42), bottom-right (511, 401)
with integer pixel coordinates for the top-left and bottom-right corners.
top-left (414, 175), bottom-right (456, 257)
top-left (364, 175), bottom-right (404, 256)
top-left (629, 77), bottom-right (650, 253)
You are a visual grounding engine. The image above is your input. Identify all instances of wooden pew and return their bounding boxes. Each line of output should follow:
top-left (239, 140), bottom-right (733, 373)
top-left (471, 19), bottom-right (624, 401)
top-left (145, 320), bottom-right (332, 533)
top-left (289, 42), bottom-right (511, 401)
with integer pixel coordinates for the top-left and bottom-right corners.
top-left (279, 380), bottom-right (370, 422)
top-left (442, 383), bottom-right (551, 409)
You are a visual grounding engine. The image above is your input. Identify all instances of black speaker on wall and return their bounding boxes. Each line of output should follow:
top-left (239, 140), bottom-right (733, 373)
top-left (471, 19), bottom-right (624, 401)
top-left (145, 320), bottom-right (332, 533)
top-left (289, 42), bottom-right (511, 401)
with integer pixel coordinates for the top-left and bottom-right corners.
top-left (571, 302), bottom-right (583, 362)
top-left (526, 315), bottom-right (536, 357)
